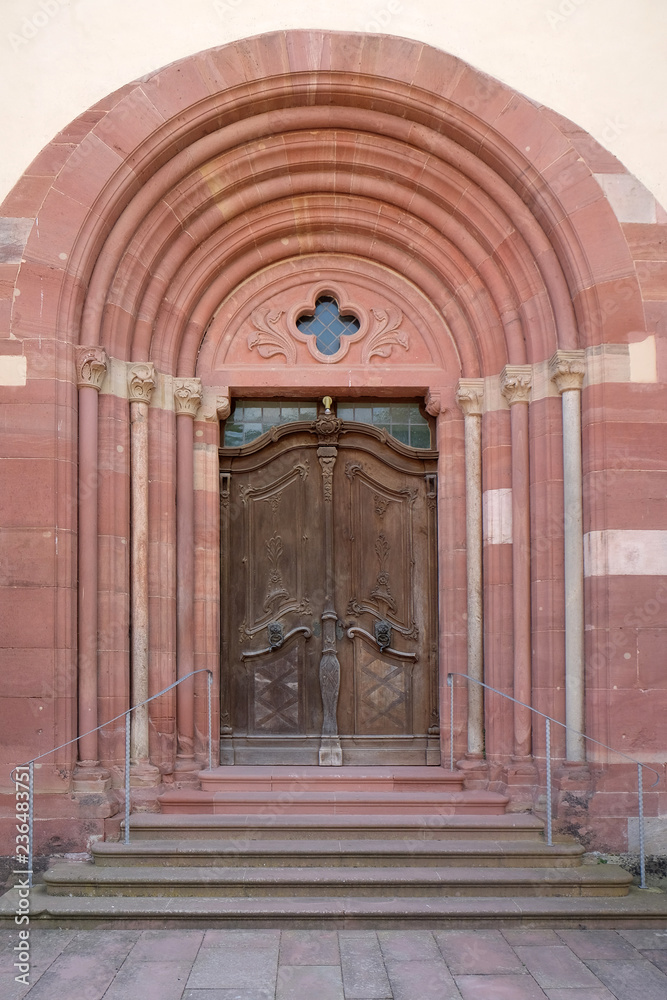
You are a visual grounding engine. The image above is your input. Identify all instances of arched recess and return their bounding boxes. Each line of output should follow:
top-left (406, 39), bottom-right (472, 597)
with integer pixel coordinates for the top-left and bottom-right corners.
top-left (2, 31), bottom-right (650, 792)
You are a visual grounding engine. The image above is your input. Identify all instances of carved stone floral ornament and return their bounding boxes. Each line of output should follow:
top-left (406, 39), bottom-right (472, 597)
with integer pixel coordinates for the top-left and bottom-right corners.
top-left (247, 281), bottom-right (410, 365)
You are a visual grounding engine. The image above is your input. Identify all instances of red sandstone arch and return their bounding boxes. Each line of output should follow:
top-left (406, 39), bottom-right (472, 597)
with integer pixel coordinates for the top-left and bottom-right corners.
top-left (5, 30), bottom-right (645, 379)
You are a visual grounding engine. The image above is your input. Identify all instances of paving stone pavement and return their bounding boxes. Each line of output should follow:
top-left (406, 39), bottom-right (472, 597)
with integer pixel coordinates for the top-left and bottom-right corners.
top-left (1, 926), bottom-right (667, 999)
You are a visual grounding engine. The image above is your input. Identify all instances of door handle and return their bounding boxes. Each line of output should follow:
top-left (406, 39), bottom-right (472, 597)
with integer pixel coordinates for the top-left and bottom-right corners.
top-left (345, 625), bottom-right (418, 662)
top-left (241, 623), bottom-right (312, 660)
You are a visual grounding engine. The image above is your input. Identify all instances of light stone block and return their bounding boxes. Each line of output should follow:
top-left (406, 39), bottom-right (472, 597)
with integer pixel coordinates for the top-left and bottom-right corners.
top-left (629, 335), bottom-right (658, 383)
top-left (594, 173), bottom-right (657, 224)
top-left (0, 355), bottom-right (26, 386)
top-left (584, 529), bottom-right (667, 577)
top-left (483, 488), bottom-right (512, 545)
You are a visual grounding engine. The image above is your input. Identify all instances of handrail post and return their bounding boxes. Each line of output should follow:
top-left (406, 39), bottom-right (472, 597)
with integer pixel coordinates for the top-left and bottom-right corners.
top-left (447, 674), bottom-right (454, 770)
top-left (28, 761), bottom-right (34, 889)
top-left (638, 763), bottom-right (646, 889)
top-left (545, 718), bottom-right (552, 847)
top-left (124, 711), bottom-right (131, 846)
top-left (207, 670), bottom-right (213, 771)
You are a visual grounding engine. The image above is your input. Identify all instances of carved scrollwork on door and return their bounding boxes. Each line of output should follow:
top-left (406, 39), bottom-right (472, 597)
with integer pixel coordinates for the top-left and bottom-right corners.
top-left (263, 534), bottom-right (289, 612)
top-left (370, 533), bottom-right (397, 615)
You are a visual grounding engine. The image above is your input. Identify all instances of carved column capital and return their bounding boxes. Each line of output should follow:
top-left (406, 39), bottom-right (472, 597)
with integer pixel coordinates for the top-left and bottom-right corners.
top-left (425, 388), bottom-right (444, 417)
top-left (75, 346), bottom-right (107, 391)
top-left (128, 362), bottom-right (156, 404)
top-left (455, 378), bottom-right (484, 417)
top-left (549, 350), bottom-right (585, 393)
top-left (500, 365), bottom-right (532, 405)
top-left (174, 377), bottom-right (202, 418)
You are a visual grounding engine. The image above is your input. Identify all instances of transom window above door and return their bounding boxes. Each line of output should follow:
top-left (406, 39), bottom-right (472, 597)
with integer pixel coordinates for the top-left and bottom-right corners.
top-left (222, 399), bottom-right (432, 449)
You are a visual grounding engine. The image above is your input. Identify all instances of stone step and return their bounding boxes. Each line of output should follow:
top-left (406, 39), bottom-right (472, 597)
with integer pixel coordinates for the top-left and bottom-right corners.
top-left (42, 862), bottom-right (633, 898)
top-left (93, 837), bottom-right (585, 868)
top-left (198, 765), bottom-right (465, 793)
top-left (157, 788), bottom-right (508, 815)
top-left (126, 811), bottom-right (546, 841)
top-left (4, 885), bottom-right (666, 929)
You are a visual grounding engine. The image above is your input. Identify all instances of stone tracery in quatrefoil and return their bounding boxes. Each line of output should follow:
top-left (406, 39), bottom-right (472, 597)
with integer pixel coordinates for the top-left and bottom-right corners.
top-left (246, 283), bottom-right (410, 365)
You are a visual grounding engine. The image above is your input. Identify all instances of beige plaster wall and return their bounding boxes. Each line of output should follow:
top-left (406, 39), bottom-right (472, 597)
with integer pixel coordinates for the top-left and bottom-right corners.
top-left (0, 0), bottom-right (665, 207)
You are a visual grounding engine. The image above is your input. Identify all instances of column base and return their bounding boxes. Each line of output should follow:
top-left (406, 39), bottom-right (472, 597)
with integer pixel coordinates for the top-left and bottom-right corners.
top-left (319, 737), bottom-right (343, 766)
top-left (72, 762), bottom-right (112, 794)
top-left (173, 754), bottom-right (201, 788)
top-left (129, 760), bottom-right (161, 788)
top-left (455, 756), bottom-right (489, 789)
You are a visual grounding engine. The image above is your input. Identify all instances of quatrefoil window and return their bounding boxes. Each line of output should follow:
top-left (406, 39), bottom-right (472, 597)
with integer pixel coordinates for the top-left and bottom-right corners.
top-left (295, 296), bottom-right (361, 356)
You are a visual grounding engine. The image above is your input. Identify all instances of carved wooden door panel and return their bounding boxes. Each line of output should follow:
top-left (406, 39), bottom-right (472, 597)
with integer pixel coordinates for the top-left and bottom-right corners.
top-left (220, 411), bottom-right (439, 765)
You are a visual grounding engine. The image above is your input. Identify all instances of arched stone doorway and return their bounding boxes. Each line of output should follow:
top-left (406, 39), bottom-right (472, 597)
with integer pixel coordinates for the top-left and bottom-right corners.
top-left (2, 30), bottom-right (662, 849)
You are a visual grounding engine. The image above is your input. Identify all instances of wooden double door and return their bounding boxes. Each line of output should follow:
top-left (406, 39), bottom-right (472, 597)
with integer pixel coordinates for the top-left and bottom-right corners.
top-left (219, 410), bottom-right (440, 765)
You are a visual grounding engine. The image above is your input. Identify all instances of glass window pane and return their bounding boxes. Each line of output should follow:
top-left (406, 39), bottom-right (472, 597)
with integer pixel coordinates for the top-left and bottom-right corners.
top-left (244, 406), bottom-right (261, 421)
top-left (244, 422), bottom-right (263, 441)
top-left (336, 406), bottom-right (354, 421)
top-left (224, 425), bottom-right (244, 447)
top-left (372, 405), bottom-right (391, 423)
top-left (354, 406), bottom-right (373, 423)
top-left (391, 424), bottom-right (410, 444)
top-left (409, 425), bottom-right (431, 448)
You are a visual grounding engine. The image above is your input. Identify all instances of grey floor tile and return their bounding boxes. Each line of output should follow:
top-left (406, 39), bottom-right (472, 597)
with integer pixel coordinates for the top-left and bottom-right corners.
top-left (618, 929), bottom-right (667, 950)
top-left (279, 930), bottom-right (339, 966)
top-left (386, 958), bottom-right (462, 1000)
top-left (502, 929), bottom-right (562, 946)
top-left (63, 929), bottom-right (139, 962)
top-left (201, 930), bottom-right (281, 950)
top-left (545, 989), bottom-right (617, 1000)
top-left (339, 931), bottom-right (391, 999)
top-left (130, 929), bottom-right (204, 961)
top-left (377, 930), bottom-right (439, 961)
top-left (586, 958), bottom-right (667, 1000)
top-left (182, 992), bottom-right (273, 1000)
top-left (514, 945), bottom-right (602, 989)
top-left (641, 949), bottom-right (667, 974)
top-left (276, 964), bottom-right (344, 1000)
top-left (102, 960), bottom-right (193, 1000)
top-left (0, 971), bottom-right (31, 1000)
top-left (456, 974), bottom-right (547, 1000)
top-left (16, 953), bottom-right (124, 1000)
top-left (188, 941), bottom-right (278, 991)
top-left (435, 929), bottom-right (523, 974)
top-left (555, 929), bottom-right (642, 960)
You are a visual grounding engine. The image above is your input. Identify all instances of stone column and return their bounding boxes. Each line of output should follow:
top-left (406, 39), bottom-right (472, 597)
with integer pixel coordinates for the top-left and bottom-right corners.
top-left (550, 351), bottom-right (586, 761)
top-left (174, 377), bottom-right (202, 769)
top-left (500, 365), bottom-right (533, 762)
top-left (74, 347), bottom-right (109, 785)
top-left (127, 363), bottom-right (159, 783)
top-left (455, 379), bottom-right (485, 758)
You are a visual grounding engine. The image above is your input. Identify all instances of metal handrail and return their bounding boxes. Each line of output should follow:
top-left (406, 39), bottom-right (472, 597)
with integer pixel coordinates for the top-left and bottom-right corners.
top-left (11, 668), bottom-right (213, 887)
top-left (447, 671), bottom-right (660, 889)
